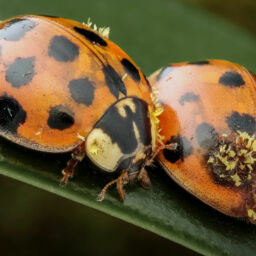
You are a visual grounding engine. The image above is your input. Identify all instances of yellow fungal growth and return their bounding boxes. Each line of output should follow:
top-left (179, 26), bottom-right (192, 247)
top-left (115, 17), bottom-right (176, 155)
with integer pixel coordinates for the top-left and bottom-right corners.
top-left (149, 83), bottom-right (165, 151)
top-left (231, 173), bottom-right (241, 187)
top-left (207, 131), bottom-right (256, 188)
top-left (88, 139), bottom-right (102, 155)
top-left (84, 17), bottom-right (110, 38)
top-left (77, 133), bottom-right (86, 141)
top-left (248, 209), bottom-right (256, 221)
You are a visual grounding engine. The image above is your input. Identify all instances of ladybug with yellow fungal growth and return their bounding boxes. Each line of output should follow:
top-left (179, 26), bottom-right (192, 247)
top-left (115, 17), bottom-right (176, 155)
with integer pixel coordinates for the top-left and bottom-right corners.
top-left (149, 60), bottom-right (256, 224)
top-left (0, 15), bottom-right (164, 201)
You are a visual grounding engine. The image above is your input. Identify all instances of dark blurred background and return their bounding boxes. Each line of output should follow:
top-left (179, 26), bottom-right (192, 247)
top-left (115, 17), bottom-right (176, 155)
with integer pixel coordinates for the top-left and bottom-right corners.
top-left (0, 0), bottom-right (256, 255)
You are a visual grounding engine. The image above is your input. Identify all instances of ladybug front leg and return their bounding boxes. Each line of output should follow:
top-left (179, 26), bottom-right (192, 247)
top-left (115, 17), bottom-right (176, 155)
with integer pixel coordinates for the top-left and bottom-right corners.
top-left (97, 168), bottom-right (152, 201)
top-left (97, 170), bottom-right (132, 201)
top-left (61, 142), bottom-right (86, 184)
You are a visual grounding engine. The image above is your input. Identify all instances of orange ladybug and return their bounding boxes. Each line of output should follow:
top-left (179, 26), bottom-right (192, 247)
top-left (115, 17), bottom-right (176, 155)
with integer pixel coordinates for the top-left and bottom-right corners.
top-left (149, 60), bottom-right (256, 223)
top-left (0, 15), bottom-right (163, 200)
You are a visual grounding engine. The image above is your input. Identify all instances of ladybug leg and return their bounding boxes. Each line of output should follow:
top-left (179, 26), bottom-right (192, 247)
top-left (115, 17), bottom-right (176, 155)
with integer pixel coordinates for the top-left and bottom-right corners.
top-left (97, 171), bottom-right (130, 201)
top-left (61, 142), bottom-right (86, 184)
top-left (145, 142), bottom-right (177, 167)
top-left (138, 168), bottom-right (151, 189)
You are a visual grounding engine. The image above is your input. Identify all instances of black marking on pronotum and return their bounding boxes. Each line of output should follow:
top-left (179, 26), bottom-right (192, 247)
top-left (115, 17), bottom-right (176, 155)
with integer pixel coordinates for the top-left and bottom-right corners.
top-left (195, 122), bottom-right (218, 150)
top-left (179, 92), bottom-right (199, 106)
top-left (69, 78), bottom-right (95, 106)
top-left (0, 18), bottom-right (36, 41)
top-left (48, 105), bottom-right (74, 130)
top-left (5, 57), bottom-right (35, 88)
top-left (48, 35), bottom-right (79, 62)
top-left (0, 93), bottom-right (27, 133)
top-left (121, 58), bottom-right (140, 82)
top-left (163, 135), bottom-right (193, 163)
top-left (156, 66), bottom-right (173, 81)
top-left (219, 71), bottom-right (245, 87)
top-left (102, 64), bottom-right (127, 99)
top-left (226, 112), bottom-right (256, 135)
top-left (95, 97), bottom-right (151, 155)
top-left (74, 26), bottom-right (107, 46)
top-left (188, 60), bottom-right (210, 65)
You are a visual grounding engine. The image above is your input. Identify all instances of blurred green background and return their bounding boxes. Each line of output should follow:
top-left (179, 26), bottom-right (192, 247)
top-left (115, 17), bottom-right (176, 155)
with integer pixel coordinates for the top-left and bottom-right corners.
top-left (1, 0), bottom-right (256, 255)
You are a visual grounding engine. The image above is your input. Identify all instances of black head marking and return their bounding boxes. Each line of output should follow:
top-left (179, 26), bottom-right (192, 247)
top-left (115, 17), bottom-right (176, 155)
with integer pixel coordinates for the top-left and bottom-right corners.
top-left (195, 123), bottom-right (218, 150)
top-left (179, 92), bottom-right (199, 106)
top-left (163, 136), bottom-right (192, 163)
top-left (121, 58), bottom-right (140, 83)
top-left (69, 78), bottom-right (95, 106)
top-left (188, 60), bottom-right (209, 65)
top-left (48, 105), bottom-right (74, 130)
top-left (0, 18), bottom-right (36, 41)
top-left (102, 65), bottom-right (127, 99)
top-left (156, 66), bottom-right (173, 81)
top-left (226, 112), bottom-right (256, 135)
top-left (95, 98), bottom-right (151, 154)
top-left (219, 71), bottom-right (245, 87)
top-left (48, 35), bottom-right (79, 62)
top-left (6, 57), bottom-right (35, 88)
top-left (74, 26), bottom-right (107, 46)
top-left (0, 93), bottom-right (26, 133)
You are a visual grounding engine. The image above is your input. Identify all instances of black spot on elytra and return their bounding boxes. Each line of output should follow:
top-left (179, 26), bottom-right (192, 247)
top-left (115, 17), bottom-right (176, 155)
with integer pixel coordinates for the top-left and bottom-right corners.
top-left (69, 78), bottom-right (95, 106)
top-left (196, 122), bottom-right (218, 150)
top-left (121, 58), bottom-right (140, 82)
top-left (142, 73), bottom-right (151, 89)
top-left (95, 97), bottom-right (151, 155)
top-left (6, 57), bottom-right (35, 88)
top-left (48, 35), bottom-right (79, 62)
top-left (102, 65), bottom-right (127, 99)
top-left (188, 60), bottom-right (209, 65)
top-left (219, 71), bottom-right (245, 87)
top-left (0, 93), bottom-right (26, 133)
top-left (74, 26), bottom-right (107, 46)
top-left (226, 112), bottom-right (256, 135)
top-left (0, 18), bottom-right (36, 41)
top-left (179, 92), bottom-right (199, 106)
top-left (163, 136), bottom-right (192, 163)
top-left (48, 105), bottom-right (74, 130)
top-left (156, 66), bottom-right (173, 81)
top-left (39, 14), bottom-right (60, 18)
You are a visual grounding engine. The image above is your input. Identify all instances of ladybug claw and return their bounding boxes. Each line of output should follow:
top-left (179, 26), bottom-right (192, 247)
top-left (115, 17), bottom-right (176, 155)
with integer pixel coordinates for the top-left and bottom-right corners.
top-left (138, 168), bottom-right (151, 189)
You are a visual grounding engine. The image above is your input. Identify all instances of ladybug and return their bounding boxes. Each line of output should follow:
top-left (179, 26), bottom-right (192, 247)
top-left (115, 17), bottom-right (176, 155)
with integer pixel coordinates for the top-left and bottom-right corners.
top-left (0, 15), bottom-right (165, 201)
top-left (149, 59), bottom-right (256, 224)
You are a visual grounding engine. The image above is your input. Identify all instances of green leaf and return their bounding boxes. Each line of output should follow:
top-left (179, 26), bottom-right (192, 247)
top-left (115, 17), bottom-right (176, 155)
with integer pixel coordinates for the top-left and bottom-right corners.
top-left (1, 0), bottom-right (256, 255)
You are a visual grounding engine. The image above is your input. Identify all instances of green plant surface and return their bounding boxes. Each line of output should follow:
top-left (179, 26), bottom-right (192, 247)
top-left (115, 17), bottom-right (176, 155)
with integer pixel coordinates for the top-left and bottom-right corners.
top-left (0, 0), bottom-right (256, 255)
